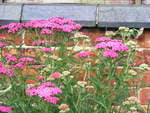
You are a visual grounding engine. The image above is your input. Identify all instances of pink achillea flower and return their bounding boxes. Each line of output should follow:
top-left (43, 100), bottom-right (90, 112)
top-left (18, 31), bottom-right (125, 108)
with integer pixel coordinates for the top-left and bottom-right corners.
top-left (95, 38), bottom-right (128, 52)
top-left (40, 29), bottom-right (53, 35)
top-left (0, 67), bottom-right (9, 75)
top-left (95, 42), bottom-right (108, 49)
top-left (0, 23), bottom-right (24, 33)
top-left (0, 25), bottom-right (8, 30)
top-left (45, 97), bottom-right (60, 104)
top-left (0, 105), bottom-right (13, 113)
top-left (26, 82), bottom-right (62, 104)
top-left (0, 42), bottom-right (7, 48)
top-left (103, 49), bottom-right (118, 58)
top-left (95, 37), bottom-right (111, 42)
top-left (106, 40), bottom-right (128, 52)
top-left (61, 25), bottom-right (74, 32)
top-left (132, 112), bottom-right (140, 113)
top-left (50, 72), bottom-right (61, 79)
top-left (37, 76), bottom-right (45, 81)
top-left (24, 17), bottom-right (81, 32)
top-left (26, 86), bottom-right (37, 96)
top-left (0, 62), bottom-right (3, 67)
top-left (5, 54), bottom-right (17, 62)
top-left (76, 51), bottom-right (92, 58)
top-left (37, 87), bottom-right (62, 98)
top-left (40, 82), bottom-right (56, 87)
top-left (41, 48), bottom-right (52, 53)
top-left (112, 45), bottom-right (128, 52)
top-left (12, 62), bottom-right (25, 69)
top-left (19, 57), bottom-right (37, 63)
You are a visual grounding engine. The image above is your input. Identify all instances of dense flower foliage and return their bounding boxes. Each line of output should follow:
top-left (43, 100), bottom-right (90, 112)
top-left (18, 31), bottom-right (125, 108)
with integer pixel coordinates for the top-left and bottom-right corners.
top-left (0, 18), bottom-right (146, 113)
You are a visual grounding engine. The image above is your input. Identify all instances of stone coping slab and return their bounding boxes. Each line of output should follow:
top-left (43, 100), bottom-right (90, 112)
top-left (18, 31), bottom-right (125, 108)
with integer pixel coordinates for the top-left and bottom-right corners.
top-left (0, 4), bottom-right (150, 28)
top-left (98, 5), bottom-right (150, 28)
top-left (21, 4), bottom-right (97, 27)
top-left (0, 4), bottom-right (22, 25)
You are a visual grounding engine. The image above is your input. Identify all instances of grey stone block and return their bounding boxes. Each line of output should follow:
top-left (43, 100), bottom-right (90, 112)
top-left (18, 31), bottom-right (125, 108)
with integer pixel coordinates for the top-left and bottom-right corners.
top-left (0, 4), bottom-right (22, 25)
top-left (98, 5), bottom-right (150, 28)
top-left (21, 4), bottom-right (97, 27)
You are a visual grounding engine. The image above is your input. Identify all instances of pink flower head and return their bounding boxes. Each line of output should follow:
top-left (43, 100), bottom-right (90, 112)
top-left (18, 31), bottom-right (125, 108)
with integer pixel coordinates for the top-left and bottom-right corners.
top-left (0, 66), bottom-right (14, 77)
top-left (0, 105), bottom-right (13, 113)
top-left (0, 42), bottom-right (7, 48)
top-left (7, 23), bottom-right (24, 33)
top-left (37, 76), bottom-right (45, 81)
top-left (103, 49), bottom-right (118, 58)
top-left (0, 67), bottom-right (9, 75)
top-left (112, 44), bottom-right (129, 52)
top-left (95, 36), bottom-right (111, 42)
top-left (45, 97), bottom-right (60, 104)
top-left (0, 62), bottom-right (3, 67)
top-left (37, 87), bottom-right (62, 98)
top-left (95, 42), bottom-right (108, 49)
top-left (40, 82), bottom-right (56, 87)
top-left (19, 57), bottom-right (37, 63)
top-left (40, 29), bottom-right (53, 35)
top-left (26, 81), bottom-right (62, 104)
top-left (132, 112), bottom-right (140, 113)
top-left (76, 51), bottom-right (92, 58)
top-left (0, 25), bottom-right (8, 30)
top-left (12, 62), bottom-right (25, 69)
top-left (61, 25), bottom-right (74, 32)
top-left (5, 54), bottom-right (17, 62)
top-left (41, 48), bottom-right (52, 53)
top-left (26, 86), bottom-right (37, 96)
top-left (50, 72), bottom-right (61, 79)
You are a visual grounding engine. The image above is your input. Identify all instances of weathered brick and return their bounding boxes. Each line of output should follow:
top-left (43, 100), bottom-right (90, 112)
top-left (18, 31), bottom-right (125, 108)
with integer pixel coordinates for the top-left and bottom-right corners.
top-left (0, 32), bottom-right (22, 45)
top-left (139, 88), bottom-right (150, 105)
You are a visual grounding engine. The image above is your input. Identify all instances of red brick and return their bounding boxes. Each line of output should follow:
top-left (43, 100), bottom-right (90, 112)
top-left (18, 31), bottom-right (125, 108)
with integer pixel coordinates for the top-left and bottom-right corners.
top-left (142, 70), bottom-right (150, 86)
top-left (2, 48), bottom-right (20, 56)
top-left (80, 28), bottom-right (105, 42)
top-left (134, 50), bottom-right (145, 66)
top-left (22, 48), bottom-right (38, 57)
top-left (142, 31), bottom-right (150, 48)
top-left (24, 36), bottom-right (34, 46)
top-left (143, 50), bottom-right (150, 66)
top-left (25, 79), bottom-right (37, 84)
top-left (139, 88), bottom-right (150, 105)
top-left (0, 32), bottom-right (22, 45)
top-left (22, 67), bottom-right (39, 76)
top-left (136, 33), bottom-right (145, 48)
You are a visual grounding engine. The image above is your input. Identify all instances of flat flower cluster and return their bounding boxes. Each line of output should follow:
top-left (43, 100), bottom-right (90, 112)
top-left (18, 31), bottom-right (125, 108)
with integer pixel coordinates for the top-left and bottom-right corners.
top-left (0, 17), bottom-right (82, 34)
top-left (95, 36), bottom-right (129, 58)
top-left (0, 62), bottom-right (14, 78)
top-left (76, 51), bottom-right (92, 58)
top-left (26, 82), bottom-right (62, 104)
top-left (0, 105), bottom-right (13, 113)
